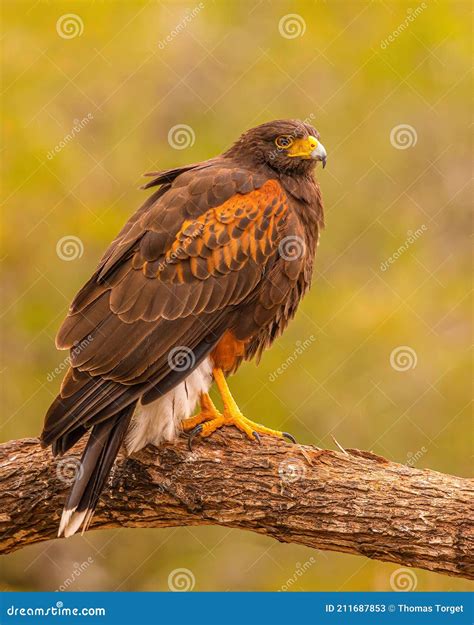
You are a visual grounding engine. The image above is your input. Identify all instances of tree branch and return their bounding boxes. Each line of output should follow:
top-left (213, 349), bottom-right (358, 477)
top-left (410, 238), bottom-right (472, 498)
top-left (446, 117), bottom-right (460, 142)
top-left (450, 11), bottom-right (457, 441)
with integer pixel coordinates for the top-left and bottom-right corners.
top-left (0, 431), bottom-right (472, 579)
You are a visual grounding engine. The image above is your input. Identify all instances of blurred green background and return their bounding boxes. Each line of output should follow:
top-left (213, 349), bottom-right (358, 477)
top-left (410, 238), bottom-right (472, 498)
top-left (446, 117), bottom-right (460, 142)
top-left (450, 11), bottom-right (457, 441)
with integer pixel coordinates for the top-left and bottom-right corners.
top-left (1, 0), bottom-right (472, 592)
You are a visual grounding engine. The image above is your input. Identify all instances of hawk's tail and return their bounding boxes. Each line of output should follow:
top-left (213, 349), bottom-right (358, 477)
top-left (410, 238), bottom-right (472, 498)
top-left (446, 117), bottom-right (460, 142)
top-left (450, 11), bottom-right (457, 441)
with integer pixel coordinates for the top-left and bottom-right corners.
top-left (58, 404), bottom-right (134, 538)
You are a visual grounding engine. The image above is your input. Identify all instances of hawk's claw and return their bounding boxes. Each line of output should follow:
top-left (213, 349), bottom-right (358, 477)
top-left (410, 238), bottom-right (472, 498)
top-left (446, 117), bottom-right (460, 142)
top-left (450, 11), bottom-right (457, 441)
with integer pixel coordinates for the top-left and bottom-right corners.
top-left (188, 424), bottom-right (203, 452)
top-left (183, 384), bottom-right (296, 448)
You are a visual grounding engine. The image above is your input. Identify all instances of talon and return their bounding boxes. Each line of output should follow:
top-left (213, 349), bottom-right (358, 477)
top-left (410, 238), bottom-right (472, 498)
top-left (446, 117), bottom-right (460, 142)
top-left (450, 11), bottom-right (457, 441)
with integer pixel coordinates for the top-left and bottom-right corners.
top-left (283, 432), bottom-right (296, 444)
top-left (188, 425), bottom-right (203, 452)
top-left (192, 369), bottom-right (294, 445)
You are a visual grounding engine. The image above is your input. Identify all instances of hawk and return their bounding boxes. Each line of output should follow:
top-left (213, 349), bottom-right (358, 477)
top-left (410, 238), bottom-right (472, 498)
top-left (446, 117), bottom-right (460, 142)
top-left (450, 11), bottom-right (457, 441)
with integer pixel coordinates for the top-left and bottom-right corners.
top-left (41, 119), bottom-right (327, 537)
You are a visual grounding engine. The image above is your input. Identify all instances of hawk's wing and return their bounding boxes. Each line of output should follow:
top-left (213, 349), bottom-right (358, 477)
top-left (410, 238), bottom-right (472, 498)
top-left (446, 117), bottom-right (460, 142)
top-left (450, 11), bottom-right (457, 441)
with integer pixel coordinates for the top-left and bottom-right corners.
top-left (42, 163), bottom-right (303, 451)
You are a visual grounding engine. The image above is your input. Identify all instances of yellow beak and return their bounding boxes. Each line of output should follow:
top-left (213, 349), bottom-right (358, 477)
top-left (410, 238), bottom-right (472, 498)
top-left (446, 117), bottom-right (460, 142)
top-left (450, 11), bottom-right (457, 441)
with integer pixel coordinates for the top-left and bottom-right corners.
top-left (287, 135), bottom-right (327, 167)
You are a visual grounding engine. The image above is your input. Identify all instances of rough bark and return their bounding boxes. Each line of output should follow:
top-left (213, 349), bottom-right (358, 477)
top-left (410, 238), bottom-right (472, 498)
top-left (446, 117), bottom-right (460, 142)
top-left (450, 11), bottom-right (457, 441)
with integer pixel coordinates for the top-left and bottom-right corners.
top-left (0, 431), bottom-right (472, 579)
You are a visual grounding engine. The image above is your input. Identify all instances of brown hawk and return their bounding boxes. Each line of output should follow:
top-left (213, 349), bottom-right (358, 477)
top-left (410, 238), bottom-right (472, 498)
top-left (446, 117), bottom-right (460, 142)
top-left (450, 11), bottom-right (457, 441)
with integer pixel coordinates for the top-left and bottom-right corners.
top-left (41, 119), bottom-right (327, 537)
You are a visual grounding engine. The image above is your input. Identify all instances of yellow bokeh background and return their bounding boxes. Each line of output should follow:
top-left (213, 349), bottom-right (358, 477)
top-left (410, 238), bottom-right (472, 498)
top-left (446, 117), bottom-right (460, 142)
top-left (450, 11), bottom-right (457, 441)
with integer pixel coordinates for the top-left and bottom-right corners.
top-left (1, 0), bottom-right (472, 592)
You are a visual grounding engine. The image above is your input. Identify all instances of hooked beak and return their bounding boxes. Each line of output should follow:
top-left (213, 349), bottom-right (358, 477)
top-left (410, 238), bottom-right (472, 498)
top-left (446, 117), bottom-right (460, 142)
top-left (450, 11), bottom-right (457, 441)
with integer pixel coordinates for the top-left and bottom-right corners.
top-left (287, 135), bottom-right (327, 167)
top-left (311, 141), bottom-right (327, 168)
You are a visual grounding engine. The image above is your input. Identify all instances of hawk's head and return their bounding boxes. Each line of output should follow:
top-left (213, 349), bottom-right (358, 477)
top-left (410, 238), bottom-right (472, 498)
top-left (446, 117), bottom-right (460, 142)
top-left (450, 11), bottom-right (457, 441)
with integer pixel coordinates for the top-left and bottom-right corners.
top-left (225, 118), bottom-right (327, 175)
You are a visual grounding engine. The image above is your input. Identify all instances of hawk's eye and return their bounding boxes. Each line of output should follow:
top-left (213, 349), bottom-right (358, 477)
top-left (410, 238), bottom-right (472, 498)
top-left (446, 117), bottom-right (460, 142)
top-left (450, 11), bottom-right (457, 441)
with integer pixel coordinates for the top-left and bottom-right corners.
top-left (275, 135), bottom-right (293, 149)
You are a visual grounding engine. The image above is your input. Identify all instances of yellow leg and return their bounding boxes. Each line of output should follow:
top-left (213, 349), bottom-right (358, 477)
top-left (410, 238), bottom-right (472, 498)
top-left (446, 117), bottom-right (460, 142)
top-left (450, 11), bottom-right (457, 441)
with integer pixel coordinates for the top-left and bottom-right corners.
top-left (181, 393), bottom-right (221, 432)
top-left (193, 368), bottom-right (295, 444)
